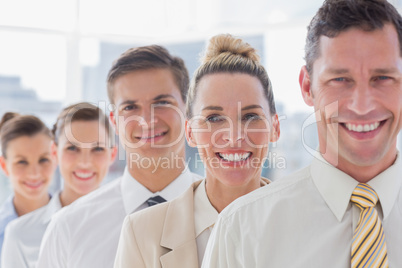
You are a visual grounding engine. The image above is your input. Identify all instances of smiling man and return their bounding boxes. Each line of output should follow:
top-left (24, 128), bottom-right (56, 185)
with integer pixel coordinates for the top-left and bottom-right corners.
top-left (202, 0), bottom-right (402, 267)
top-left (36, 46), bottom-right (200, 268)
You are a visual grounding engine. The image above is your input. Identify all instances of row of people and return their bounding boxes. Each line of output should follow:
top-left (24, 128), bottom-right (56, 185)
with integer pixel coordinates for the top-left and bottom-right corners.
top-left (0, 103), bottom-right (117, 267)
top-left (0, 31), bottom-right (277, 268)
top-left (1, 0), bottom-right (402, 266)
top-left (34, 32), bottom-right (279, 268)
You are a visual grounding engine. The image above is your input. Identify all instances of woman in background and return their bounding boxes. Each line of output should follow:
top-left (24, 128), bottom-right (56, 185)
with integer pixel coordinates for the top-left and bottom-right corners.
top-left (0, 113), bottom-right (57, 265)
top-left (114, 34), bottom-right (280, 267)
top-left (2, 102), bottom-right (117, 268)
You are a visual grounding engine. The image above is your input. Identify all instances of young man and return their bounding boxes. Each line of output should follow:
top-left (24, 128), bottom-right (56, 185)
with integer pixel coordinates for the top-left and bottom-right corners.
top-left (36, 46), bottom-right (200, 268)
top-left (202, 0), bottom-right (402, 267)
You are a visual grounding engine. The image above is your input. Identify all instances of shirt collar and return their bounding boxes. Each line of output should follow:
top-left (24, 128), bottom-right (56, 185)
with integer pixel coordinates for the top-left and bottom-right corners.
top-left (42, 191), bottom-right (62, 224)
top-left (194, 180), bottom-right (219, 238)
top-left (193, 178), bottom-right (270, 238)
top-left (121, 167), bottom-right (196, 214)
top-left (311, 152), bottom-right (402, 222)
top-left (367, 152), bottom-right (402, 220)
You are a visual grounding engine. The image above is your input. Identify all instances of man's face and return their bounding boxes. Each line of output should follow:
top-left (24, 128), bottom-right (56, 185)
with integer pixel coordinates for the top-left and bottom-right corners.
top-left (110, 68), bottom-right (186, 160)
top-left (300, 24), bottom-right (402, 179)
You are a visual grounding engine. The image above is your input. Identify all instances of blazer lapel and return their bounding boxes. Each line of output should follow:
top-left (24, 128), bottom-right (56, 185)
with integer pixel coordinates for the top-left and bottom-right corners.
top-left (159, 180), bottom-right (203, 268)
top-left (159, 240), bottom-right (198, 267)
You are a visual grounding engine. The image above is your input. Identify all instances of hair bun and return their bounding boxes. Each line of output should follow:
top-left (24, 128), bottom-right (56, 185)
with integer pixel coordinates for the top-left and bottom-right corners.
top-left (0, 112), bottom-right (20, 131)
top-left (202, 34), bottom-right (260, 63)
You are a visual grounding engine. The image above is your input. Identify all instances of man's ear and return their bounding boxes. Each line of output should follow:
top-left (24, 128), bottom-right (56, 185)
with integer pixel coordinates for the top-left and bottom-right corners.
top-left (270, 114), bottom-right (280, 143)
top-left (0, 156), bottom-right (9, 176)
top-left (109, 111), bottom-right (119, 135)
top-left (299, 66), bottom-right (314, 107)
top-left (185, 120), bottom-right (197, 148)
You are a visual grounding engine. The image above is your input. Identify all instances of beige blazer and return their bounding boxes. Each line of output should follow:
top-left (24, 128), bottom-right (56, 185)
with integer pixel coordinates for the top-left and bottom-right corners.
top-left (114, 178), bottom-right (270, 268)
top-left (114, 180), bottom-right (203, 268)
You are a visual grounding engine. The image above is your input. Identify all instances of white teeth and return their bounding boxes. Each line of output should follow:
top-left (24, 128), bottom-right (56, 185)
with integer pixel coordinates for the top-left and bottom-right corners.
top-left (75, 172), bottom-right (93, 178)
top-left (363, 125), bottom-right (370, 132)
top-left (141, 132), bottom-right (165, 139)
top-left (219, 153), bottom-right (251, 162)
top-left (345, 122), bottom-right (380, 133)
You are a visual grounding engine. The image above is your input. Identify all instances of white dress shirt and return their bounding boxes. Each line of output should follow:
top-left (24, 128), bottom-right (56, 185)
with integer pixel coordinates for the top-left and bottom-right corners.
top-left (37, 167), bottom-right (200, 268)
top-left (0, 196), bottom-right (18, 267)
top-left (1, 192), bottom-right (62, 268)
top-left (194, 180), bottom-right (219, 267)
top-left (202, 153), bottom-right (402, 268)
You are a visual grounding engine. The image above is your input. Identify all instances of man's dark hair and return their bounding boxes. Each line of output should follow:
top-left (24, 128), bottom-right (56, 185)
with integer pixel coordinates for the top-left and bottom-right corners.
top-left (305, 0), bottom-right (402, 74)
top-left (107, 45), bottom-right (189, 104)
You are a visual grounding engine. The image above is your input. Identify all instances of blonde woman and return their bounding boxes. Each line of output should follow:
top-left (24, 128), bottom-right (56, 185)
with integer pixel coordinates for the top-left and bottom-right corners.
top-left (2, 103), bottom-right (117, 268)
top-left (114, 34), bottom-right (280, 268)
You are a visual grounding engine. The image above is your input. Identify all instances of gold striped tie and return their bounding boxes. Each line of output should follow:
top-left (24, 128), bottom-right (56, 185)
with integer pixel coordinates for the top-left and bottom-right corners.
top-left (351, 183), bottom-right (388, 268)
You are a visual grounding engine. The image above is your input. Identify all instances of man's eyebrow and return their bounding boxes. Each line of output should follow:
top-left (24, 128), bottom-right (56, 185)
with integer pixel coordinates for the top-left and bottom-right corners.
top-left (372, 68), bottom-right (399, 74)
top-left (153, 94), bottom-right (175, 101)
top-left (326, 68), bottom-right (349, 75)
top-left (201, 105), bottom-right (263, 111)
top-left (242, 105), bottom-right (263, 111)
top-left (326, 68), bottom-right (400, 75)
top-left (202, 106), bottom-right (223, 111)
top-left (118, 100), bottom-right (137, 107)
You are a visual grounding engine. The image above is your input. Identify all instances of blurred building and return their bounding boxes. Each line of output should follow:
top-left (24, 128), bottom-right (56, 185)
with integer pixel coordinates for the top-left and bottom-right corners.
top-left (0, 76), bottom-right (62, 126)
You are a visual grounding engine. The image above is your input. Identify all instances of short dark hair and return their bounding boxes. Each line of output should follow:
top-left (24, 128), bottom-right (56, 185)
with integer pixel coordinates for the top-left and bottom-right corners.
top-left (0, 112), bottom-right (52, 158)
top-left (305, 0), bottom-right (402, 74)
top-left (107, 45), bottom-right (189, 104)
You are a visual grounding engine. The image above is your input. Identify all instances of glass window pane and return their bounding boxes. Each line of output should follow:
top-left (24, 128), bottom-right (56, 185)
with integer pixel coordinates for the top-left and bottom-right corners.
top-left (0, 0), bottom-right (76, 31)
top-left (0, 31), bottom-right (66, 123)
top-left (80, 0), bottom-right (192, 36)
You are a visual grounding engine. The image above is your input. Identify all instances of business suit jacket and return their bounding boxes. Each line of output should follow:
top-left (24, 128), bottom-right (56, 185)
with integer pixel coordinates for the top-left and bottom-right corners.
top-left (114, 178), bottom-right (270, 268)
top-left (114, 180), bottom-right (202, 268)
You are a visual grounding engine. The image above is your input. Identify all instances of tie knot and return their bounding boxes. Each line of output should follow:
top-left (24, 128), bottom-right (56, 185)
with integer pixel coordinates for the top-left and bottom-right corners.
top-left (351, 183), bottom-right (378, 209)
top-left (146, 195), bottom-right (167, 207)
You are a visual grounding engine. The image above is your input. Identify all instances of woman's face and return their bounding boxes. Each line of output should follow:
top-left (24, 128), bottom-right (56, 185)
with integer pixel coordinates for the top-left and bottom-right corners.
top-left (0, 133), bottom-right (57, 201)
top-left (186, 73), bottom-right (280, 188)
top-left (57, 120), bottom-right (116, 196)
